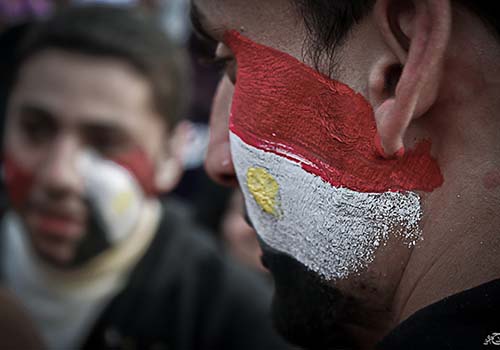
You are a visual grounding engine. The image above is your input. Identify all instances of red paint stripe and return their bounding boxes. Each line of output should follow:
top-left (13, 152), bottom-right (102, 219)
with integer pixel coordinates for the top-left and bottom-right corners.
top-left (110, 148), bottom-right (157, 196)
top-left (3, 154), bottom-right (35, 209)
top-left (3, 147), bottom-right (157, 211)
top-left (225, 31), bottom-right (443, 193)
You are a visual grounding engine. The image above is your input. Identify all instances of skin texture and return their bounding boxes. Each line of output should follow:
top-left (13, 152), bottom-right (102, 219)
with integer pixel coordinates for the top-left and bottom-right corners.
top-left (193, 0), bottom-right (500, 348)
top-left (5, 50), bottom-right (183, 266)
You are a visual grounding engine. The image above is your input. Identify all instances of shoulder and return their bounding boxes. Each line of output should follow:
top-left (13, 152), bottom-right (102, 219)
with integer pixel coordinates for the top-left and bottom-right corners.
top-left (0, 288), bottom-right (45, 349)
top-left (378, 278), bottom-right (500, 349)
top-left (154, 197), bottom-right (271, 300)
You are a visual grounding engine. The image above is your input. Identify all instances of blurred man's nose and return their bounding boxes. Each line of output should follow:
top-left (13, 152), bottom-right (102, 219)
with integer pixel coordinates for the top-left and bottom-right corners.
top-left (205, 75), bottom-right (238, 186)
top-left (38, 134), bottom-right (81, 196)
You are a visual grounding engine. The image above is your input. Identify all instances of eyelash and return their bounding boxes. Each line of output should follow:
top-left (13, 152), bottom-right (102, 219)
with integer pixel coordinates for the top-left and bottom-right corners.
top-left (198, 54), bottom-right (233, 73)
top-left (20, 118), bottom-right (55, 144)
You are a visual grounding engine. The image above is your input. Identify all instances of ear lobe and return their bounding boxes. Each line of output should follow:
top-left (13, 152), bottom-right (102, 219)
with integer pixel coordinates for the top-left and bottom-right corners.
top-left (155, 158), bottom-right (183, 193)
top-left (154, 122), bottom-right (190, 193)
top-left (371, 0), bottom-right (451, 158)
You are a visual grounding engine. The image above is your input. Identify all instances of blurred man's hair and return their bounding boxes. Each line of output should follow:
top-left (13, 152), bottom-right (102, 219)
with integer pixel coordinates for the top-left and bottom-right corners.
top-left (9, 4), bottom-right (189, 128)
top-left (293, 0), bottom-right (500, 70)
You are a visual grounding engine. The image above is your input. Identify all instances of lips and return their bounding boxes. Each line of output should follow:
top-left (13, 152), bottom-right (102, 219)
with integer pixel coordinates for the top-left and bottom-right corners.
top-left (27, 206), bottom-right (85, 240)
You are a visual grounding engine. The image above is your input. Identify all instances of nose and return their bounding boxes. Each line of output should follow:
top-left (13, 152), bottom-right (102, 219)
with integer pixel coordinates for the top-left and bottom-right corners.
top-left (38, 134), bottom-right (82, 197)
top-left (205, 75), bottom-right (238, 186)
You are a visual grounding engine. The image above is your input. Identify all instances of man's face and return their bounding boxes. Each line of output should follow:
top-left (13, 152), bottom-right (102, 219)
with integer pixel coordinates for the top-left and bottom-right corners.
top-left (5, 50), bottom-right (169, 266)
top-left (193, 1), bottom-right (441, 348)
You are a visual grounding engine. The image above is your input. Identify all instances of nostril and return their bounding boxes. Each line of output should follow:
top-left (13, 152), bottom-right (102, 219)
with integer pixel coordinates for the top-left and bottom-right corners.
top-left (204, 157), bottom-right (238, 187)
top-left (205, 139), bottom-right (238, 187)
top-left (219, 173), bottom-right (239, 187)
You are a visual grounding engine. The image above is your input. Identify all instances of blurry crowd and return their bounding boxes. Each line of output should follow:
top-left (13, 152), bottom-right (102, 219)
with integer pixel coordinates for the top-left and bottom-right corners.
top-left (0, 1), bottom-right (275, 349)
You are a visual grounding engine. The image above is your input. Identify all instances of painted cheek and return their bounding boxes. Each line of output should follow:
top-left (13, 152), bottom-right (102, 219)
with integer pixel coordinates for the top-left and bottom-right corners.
top-left (224, 31), bottom-right (443, 193)
top-left (223, 31), bottom-right (442, 280)
top-left (231, 134), bottom-right (423, 280)
top-left (78, 151), bottom-right (146, 244)
top-left (110, 148), bottom-right (157, 196)
top-left (3, 154), bottom-right (35, 209)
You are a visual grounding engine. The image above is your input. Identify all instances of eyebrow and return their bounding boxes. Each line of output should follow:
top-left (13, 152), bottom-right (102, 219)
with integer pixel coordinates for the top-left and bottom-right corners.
top-left (17, 103), bottom-right (128, 135)
top-left (190, 2), bottom-right (216, 44)
top-left (80, 121), bottom-right (125, 133)
top-left (18, 104), bottom-right (56, 122)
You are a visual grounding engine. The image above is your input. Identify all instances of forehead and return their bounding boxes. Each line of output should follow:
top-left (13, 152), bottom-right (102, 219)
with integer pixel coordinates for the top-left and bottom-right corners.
top-left (192, 0), bottom-right (306, 57)
top-left (10, 49), bottom-right (156, 127)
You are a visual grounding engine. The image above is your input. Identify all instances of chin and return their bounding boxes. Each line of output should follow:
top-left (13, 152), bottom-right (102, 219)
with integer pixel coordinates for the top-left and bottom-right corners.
top-left (32, 239), bottom-right (76, 267)
top-left (260, 240), bottom-right (361, 350)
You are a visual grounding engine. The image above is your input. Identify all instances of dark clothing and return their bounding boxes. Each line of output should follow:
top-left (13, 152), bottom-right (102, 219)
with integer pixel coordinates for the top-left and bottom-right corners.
top-left (378, 278), bottom-right (500, 350)
top-left (0, 201), bottom-right (290, 350)
top-left (82, 202), bottom-right (289, 350)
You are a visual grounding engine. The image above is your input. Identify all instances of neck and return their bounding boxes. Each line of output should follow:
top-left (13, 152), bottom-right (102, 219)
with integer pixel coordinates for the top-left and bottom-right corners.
top-left (393, 75), bottom-right (500, 324)
top-left (395, 214), bottom-right (500, 323)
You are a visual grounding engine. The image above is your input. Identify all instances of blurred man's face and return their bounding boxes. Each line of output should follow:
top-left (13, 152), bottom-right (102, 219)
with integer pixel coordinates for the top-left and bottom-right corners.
top-left (193, 0), bottom-right (444, 349)
top-left (5, 50), bottom-right (169, 266)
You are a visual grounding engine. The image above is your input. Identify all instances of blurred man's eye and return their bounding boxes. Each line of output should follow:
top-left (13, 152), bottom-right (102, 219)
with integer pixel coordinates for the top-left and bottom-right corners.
top-left (85, 130), bottom-right (130, 156)
top-left (19, 113), bottom-right (56, 144)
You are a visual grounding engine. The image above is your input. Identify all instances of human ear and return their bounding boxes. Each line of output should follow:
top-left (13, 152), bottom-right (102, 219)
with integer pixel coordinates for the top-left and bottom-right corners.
top-left (370, 0), bottom-right (451, 157)
top-left (154, 122), bottom-right (188, 193)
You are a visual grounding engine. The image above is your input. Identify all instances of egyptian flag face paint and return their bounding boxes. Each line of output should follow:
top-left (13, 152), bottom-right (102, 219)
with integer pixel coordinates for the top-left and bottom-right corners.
top-left (225, 31), bottom-right (443, 280)
top-left (76, 150), bottom-right (148, 245)
top-left (3, 147), bottom-right (157, 264)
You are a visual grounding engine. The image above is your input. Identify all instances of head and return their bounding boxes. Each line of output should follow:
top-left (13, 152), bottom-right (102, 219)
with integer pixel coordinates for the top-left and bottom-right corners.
top-left (4, 5), bottom-right (187, 267)
top-left (192, 0), bottom-right (500, 348)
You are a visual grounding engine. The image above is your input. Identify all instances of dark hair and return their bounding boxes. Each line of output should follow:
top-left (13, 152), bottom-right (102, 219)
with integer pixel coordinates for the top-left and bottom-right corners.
top-left (9, 5), bottom-right (188, 128)
top-left (293, 0), bottom-right (500, 71)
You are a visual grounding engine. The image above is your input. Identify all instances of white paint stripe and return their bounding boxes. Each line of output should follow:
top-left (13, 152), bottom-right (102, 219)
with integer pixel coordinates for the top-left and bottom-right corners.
top-left (230, 132), bottom-right (423, 280)
top-left (78, 151), bottom-right (144, 243)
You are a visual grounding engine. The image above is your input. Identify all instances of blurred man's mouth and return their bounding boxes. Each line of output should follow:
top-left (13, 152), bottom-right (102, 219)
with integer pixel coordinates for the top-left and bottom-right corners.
top-left (26, 205), bottom-right (85, 240)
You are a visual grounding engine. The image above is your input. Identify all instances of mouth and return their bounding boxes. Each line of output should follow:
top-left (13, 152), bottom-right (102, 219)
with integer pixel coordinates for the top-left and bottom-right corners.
top-left (257, 236), bottom-right (278, 270)
top-left (243, 205), bottom-right (290, 272)
top-left (26, 204), bottom-right (85, 240)
top-left (257, 236), bottom-right (309, 281)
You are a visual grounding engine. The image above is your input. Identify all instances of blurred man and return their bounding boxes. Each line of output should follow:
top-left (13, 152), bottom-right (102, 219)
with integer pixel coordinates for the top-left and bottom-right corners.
top-left (0, 5), bottom-right (290, 350)
top-left (192, 0), bottom-right (500, 349)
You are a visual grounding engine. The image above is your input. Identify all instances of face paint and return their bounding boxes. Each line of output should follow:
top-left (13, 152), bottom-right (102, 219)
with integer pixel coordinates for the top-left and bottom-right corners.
top-left (225, 31), bottom-right (443, 280)
top-left (3, 154), bottom-right (35, 210)
top-left (111, 148), bottom-right (157, 197)
top-left (3, 147), bottom-right (156, 265)
top-left (77, 150), bottom-right (147, 244)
